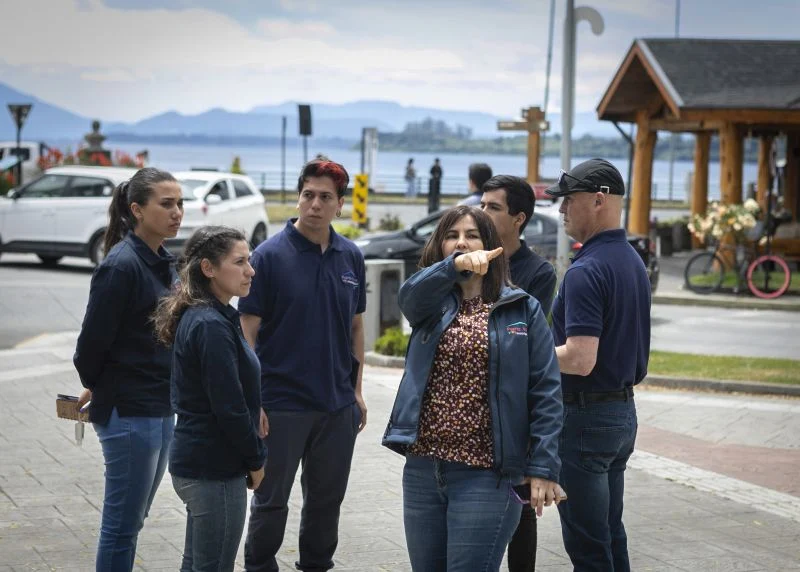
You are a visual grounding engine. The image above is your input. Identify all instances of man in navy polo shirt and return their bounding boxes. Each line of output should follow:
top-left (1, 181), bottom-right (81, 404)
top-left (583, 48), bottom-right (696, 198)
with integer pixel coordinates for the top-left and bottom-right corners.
top-left (239, 159), bottom-right (367, 572)
top-left (481, 175), bottom-right (557, 572)
top-left (546, 158), bottom-right (650, 572)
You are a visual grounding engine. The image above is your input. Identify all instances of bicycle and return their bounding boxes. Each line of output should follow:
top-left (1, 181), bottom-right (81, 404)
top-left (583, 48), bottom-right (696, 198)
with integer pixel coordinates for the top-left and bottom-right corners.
top-left (684, 240), bottom-right (791, 299)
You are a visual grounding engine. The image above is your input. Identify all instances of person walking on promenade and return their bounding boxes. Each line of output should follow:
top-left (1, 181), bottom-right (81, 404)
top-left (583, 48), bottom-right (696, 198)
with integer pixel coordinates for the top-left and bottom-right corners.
top-left (545, 158), bottom-right (651, 571)
top-left (383, 205), bottom-right (564, 572)
top-left (239, 158), bottom-right (367, 572)
top-left (153, 226), bottom-right (266, 572)
top-left (428, 157), bottom-right (443, 213)
top-left (480, 175), bottom-right (557, 572)
top-left (73, 167), bottom-right (184, 572)
top-left (405, 158), bottom-right (417, 198)
top-left (458, 162), bottom-right (493, 206)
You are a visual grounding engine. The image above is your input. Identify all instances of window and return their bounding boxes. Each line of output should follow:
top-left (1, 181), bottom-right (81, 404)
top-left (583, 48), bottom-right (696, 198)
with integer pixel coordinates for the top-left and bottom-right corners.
top-left (233, 180), bottom-right (253, 198)
top-left (20, 175), bottom-right (69, 198)
top-left (206, 181), bottom-right (230, 201)
top-left (66, 177), bottom-right (113, 198)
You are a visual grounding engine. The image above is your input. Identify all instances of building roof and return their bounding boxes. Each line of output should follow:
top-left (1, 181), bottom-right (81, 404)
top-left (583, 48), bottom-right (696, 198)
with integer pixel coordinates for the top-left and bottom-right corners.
top-left (597, 38), bottom-right (800, 127)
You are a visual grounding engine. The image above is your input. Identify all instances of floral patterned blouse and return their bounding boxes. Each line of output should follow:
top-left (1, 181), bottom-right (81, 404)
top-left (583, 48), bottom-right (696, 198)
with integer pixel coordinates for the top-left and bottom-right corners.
top-left (408, 295), bottom-right (494, 468)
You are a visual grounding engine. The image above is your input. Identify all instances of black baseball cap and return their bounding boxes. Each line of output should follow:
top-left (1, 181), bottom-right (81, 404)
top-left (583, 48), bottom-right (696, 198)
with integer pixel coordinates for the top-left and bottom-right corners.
top-left (545, 158), bottom-right (625, 197)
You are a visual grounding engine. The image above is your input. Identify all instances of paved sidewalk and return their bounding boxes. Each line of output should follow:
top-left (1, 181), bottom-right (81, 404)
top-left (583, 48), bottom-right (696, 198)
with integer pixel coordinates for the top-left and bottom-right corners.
top-left (1, 339), bottom-right (799, 571)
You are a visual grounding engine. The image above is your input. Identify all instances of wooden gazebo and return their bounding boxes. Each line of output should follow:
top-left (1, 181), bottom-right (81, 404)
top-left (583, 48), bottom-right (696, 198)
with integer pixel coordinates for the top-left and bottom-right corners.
top-left (597, 38), bottom-right (800, 244)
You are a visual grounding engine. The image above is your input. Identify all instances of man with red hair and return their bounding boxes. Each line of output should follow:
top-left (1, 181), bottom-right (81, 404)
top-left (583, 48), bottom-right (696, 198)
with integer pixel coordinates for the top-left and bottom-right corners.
top-left (240, 159), bottom-right (368, 572)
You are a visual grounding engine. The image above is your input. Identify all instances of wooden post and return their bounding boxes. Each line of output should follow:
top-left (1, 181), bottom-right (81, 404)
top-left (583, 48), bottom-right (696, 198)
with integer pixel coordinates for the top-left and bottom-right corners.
top-left (756, 136), bottom-right (773, 211)
top-left (718, 122), bottom-right (743, 268)
top-left (691, 132), bottom-right (710, 249)
top-left (629, 111), bottom-right (657, 235)
top-left (785, 132), bottom-right (800, 221)
top-left (527, 129), bottom-right (541, 184)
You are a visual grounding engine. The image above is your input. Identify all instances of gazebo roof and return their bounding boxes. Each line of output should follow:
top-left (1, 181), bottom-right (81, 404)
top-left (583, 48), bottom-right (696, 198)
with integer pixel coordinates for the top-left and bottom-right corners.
top-left (597, 38), bottom-right (800, 130)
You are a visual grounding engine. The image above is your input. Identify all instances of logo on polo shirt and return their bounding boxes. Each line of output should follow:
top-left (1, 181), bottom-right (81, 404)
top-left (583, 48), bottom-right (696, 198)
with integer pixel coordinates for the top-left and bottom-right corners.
top-left (505, 321), bottom-right (527, 336)
top-left (341, 271), bottom-right (359, 287)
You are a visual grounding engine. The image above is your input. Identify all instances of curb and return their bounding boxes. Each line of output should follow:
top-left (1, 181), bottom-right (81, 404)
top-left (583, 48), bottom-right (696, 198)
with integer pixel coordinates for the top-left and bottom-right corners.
top-left (641, 375), bottom-right (800, 398)
top-left (364, 352), bottom-right (800, 398)
top-left (653, 294), bottom-right (800, 312)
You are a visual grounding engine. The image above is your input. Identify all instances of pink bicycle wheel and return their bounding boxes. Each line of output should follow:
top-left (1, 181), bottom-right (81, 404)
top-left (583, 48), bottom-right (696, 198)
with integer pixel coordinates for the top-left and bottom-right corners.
top-left (746, 255), bottom-right (791, 299)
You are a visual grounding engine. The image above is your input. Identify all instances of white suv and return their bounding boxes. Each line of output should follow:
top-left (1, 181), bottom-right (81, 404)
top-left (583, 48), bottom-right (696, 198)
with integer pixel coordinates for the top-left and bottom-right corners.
top-left (172, 171), bottom-right (269, 250)
top-left (0, 166), bottom-right (137, 265)
top-left (0, 167), bottom-right (270, 267)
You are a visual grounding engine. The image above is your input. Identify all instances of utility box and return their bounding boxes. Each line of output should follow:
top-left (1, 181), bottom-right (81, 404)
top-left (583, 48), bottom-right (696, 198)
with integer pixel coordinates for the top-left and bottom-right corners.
top-left (363, 260), bottom-right (404, 351)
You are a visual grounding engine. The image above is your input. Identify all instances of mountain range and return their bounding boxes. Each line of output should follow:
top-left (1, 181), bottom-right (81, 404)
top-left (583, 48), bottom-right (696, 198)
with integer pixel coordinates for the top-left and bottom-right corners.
top-left (0, 81), bottom-right (619, 144)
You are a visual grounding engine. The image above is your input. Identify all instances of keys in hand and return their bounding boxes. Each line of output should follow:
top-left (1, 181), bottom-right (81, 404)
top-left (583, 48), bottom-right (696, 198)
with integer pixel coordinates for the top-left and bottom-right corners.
top-left (453, 247), bottom-right (504, 276)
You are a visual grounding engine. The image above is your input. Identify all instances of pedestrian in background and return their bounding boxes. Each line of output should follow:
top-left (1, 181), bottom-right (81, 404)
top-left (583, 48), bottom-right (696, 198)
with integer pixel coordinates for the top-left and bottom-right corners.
top-left (153, 226), bottom-right (266, 572)
top-left (428, 157), bottom-right (443, 213)
top-left (240, 158), bottom-right (367, 572)
top-left (459, 162), bottom-right (493, 206)
top-left (546, 158), bottom-right (651, 571)
top-left (480, 175), bottom-right (557, 572)
top-left (73, 167), bottom-right (183, 572)
top-left (405, 158), bottom-right (417, 197)
top-left (383, 206), bottom-right (563, 572)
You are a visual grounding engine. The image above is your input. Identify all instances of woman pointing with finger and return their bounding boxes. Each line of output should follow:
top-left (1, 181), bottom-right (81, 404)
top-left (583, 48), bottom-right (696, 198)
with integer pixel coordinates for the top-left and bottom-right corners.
top-left (382, 206), bottom-right (564, 572)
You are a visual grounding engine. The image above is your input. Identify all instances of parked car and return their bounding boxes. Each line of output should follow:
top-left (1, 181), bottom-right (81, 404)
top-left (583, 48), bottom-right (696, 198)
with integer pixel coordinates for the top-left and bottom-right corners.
top-left (354, 205), bottom-right (660, 293)
top-left (0, 165), bottom-right (138, 265)
top-left (173, 171), bottom-right (269, 251)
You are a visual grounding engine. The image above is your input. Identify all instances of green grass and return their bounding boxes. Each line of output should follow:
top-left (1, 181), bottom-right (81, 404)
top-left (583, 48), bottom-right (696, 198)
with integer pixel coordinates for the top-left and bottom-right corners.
top-left (649, 351), bottom-right (800, 385)
top-left (686, 270), bottom-right (800, 293)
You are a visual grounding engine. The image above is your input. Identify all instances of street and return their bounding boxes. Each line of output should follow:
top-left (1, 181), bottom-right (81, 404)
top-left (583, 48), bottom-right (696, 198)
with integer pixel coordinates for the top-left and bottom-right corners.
top-left (2, 253), bottom-right (798, 360)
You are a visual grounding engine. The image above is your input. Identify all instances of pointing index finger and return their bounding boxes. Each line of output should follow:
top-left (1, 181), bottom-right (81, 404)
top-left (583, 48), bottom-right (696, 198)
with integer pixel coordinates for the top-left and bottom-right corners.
top-left (487, 247), bottom-right (504, 261)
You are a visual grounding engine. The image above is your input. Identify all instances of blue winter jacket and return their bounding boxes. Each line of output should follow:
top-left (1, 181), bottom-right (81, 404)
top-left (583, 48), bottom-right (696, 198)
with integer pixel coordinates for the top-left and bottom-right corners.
top-left (382, 254), bottom-right (563, 483)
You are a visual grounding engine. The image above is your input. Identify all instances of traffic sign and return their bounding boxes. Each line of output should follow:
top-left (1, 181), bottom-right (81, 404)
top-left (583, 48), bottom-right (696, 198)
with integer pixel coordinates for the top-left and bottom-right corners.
top-left (352, 173), bottom-right (369, 225)
top-left (7, 104), bottom-right (32, 130)
top-left (497, 120), bottom-right (528, 131)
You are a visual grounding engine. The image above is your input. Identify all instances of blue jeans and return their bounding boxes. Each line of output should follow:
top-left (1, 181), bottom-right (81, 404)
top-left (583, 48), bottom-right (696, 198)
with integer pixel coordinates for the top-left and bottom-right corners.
top-left (402, 455), bottom-right (522, 572)
top-left (93, 408), bottom-right (173, 572)
top-left (557, 398), bottom-right (637, 572)
top-left (172, 475), bottom-right (247, 572)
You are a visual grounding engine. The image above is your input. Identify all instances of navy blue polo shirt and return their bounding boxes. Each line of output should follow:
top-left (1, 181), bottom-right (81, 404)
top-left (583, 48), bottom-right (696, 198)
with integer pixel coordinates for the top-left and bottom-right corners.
top-left (74, 232), bottom-right (178, 425)
top-left (238, 219), bottom-right (367, 412)
top-left (550, 229), bottom-right (651, 393)
top-left (170, 298), bottom-right (266, 480)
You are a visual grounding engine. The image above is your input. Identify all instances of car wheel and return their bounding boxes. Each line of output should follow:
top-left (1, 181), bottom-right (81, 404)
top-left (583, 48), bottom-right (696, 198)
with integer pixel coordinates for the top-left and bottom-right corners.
top-left (38, 255), bottom-right (63, 266)
top-left (90, 233), bottom-right (106, 266)
top-left (251, 223), bottom-right (267, 248)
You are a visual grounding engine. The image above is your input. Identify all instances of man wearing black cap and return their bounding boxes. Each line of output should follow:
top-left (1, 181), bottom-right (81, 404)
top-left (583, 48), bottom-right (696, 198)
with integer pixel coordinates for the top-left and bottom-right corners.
top-left (545, 158), bottom-right (651, 571)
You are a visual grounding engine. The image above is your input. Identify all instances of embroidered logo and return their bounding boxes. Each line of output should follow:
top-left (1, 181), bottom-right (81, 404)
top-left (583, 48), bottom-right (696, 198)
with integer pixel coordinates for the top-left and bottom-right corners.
top-left (505, 321), bottom-right (527, 336)
top-left (341, 271), bottom-right (359, 287)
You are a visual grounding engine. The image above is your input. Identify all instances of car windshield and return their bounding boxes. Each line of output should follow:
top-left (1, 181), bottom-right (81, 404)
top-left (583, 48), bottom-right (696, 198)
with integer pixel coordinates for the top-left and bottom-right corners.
top-left (178, 179), bottom-right (207, 200)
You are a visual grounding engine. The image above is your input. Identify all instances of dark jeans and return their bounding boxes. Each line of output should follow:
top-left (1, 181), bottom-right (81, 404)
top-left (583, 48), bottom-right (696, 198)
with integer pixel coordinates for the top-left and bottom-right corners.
top-left (93, 408), bottom-right (173, 572)
top-left (172, 475), bottom-right (247, 572)
top-left (557, 398), bottom-right (637, 572)
top-left (402, 455), bottom-right (522, 572)
top-left (507, 504), bottom-right (537, 572)
top-left (244, 404), bottom-right (360, 572)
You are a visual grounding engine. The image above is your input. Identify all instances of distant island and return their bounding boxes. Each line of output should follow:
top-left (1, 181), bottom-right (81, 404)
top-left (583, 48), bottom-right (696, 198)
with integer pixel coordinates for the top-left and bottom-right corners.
top-left (358, 118), bottom-right (766, 163)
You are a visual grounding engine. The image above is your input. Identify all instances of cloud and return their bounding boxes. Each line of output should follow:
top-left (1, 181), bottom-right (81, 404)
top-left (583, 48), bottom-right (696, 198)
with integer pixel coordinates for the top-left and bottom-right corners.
top-left (256, 18), bottom-right (336, 39)
top-left (80, 69), bottom-right (139, 83)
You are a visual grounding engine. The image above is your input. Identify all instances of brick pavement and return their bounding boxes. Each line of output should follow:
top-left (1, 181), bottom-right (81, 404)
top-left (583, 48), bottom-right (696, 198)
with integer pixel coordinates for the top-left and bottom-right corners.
top-left (1, 339), bottom-right (799, 571)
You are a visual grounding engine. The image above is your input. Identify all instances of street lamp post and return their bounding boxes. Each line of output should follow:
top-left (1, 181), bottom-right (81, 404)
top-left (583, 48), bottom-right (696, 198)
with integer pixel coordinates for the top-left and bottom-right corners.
top-left (556, 0), bottom-right (604, 275)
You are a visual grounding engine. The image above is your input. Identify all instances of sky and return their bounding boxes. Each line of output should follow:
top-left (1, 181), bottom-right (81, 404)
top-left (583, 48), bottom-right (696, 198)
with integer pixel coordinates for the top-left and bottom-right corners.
top-left (1, 0), bottom-right (799, 123)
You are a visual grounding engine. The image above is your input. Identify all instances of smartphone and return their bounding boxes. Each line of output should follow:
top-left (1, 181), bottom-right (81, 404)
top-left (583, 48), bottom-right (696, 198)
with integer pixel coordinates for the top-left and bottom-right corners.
top-left (57, 394), bottom-right (79, 401)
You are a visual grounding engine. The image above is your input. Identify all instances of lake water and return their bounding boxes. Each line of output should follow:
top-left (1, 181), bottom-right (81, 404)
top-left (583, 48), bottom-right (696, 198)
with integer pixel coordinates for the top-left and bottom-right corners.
top-left (108, 139), bottom-right (758, 202)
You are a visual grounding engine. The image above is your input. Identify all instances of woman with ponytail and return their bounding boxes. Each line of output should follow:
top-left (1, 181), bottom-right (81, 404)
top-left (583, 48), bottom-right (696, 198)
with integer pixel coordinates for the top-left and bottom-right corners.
top-left (153, 226), bottom-right (266, 572)
top-left (73, 167), bottom-right (183, 572)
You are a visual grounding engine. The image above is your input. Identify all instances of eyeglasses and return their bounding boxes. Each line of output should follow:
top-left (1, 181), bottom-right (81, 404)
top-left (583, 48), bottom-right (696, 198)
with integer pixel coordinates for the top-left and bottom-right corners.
top-left (557, 169), bottom-right (610, 194)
